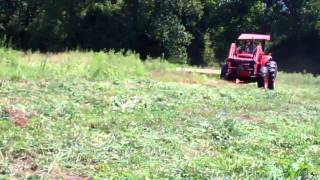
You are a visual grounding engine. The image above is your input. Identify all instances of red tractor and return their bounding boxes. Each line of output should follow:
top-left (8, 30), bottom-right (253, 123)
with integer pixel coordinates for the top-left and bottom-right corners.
top-left (220, 34), bottom-right (278, 90)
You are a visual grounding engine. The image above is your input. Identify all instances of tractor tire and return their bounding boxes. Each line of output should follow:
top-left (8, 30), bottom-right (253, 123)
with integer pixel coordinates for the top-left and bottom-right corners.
top-left (220, 64), bottom-right (228, 79)
top-left (257, 66), bottom-right (267, 88)
top-left (267, 61), bottom-right (278, 90)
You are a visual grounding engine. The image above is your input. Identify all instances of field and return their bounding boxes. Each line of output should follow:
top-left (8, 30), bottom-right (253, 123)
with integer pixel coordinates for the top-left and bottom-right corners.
top-left (0, 48), bottom-right (320, 179)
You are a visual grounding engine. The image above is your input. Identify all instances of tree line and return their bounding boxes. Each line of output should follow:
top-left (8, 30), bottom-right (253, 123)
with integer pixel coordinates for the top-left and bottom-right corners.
top-left (0, 0), bottom-right (319, 73)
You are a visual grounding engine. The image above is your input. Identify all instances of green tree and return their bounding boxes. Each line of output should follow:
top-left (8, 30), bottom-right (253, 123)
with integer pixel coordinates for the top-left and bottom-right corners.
top-left (0, 0), bottom-right (319, 71)
top-left (152, 0), bottom-right (196, 63)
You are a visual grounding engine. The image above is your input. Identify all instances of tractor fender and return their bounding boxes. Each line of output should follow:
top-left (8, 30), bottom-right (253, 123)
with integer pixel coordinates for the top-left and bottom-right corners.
top-left (260, 55), bottom-right (272, 65)
top-left (266, 60), bottom-right (277, 72)
top-left (266, 55), bottom-right (273, 61)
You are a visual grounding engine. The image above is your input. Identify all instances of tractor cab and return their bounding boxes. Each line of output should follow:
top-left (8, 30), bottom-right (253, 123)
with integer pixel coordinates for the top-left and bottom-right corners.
top-left (227, 34), bottom-right (271, 64)
top-left (235, 34), bottom-right (271, 60)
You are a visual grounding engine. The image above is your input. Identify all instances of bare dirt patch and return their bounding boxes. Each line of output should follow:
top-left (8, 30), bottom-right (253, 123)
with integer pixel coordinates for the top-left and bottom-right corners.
top-left (63, 174), bottom-right (89, 180)
top-left (176, 67), bottom-right (220, 76)
top-left (182, 108), bottom-right (194, 115)
top-left (8, 153), bottom-right (89, 179)
top-left (9, 152), bottom-right (38, 175)
top-left (47, 168), bottom-right (90, 180)
top-left (236, 114), bottom-right (262, 123)
top-left (149, 68), bottom-right (240, 89)
top-left (149, 70), bottom-right (208, 84)
top-left (3, 107), bottom-right (35, 128)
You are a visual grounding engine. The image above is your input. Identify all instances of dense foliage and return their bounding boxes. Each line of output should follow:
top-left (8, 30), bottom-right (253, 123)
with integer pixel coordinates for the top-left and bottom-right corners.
top-left (0, 0), bottom-right (319, 72)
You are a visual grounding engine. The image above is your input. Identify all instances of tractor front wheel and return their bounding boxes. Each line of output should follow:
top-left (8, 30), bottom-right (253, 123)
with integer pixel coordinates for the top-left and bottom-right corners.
top-left (257, 61), bottom-right (278, 90)
top-left (267, 61), bottom-right (278, 90)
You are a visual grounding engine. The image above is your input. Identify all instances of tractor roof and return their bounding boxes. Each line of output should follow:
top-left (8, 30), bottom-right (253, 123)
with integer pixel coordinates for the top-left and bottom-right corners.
top-left (238, 34), bottom-right (271, 41)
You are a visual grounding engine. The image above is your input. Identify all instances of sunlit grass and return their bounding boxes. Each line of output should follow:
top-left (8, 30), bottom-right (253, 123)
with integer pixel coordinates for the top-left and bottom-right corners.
top-left (0, 47), bottom-right (319, 179)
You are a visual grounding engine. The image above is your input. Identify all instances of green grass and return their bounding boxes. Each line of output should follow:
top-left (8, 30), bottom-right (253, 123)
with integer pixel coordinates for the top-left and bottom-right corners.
top-left (0, 47), bottom-right (319, 179)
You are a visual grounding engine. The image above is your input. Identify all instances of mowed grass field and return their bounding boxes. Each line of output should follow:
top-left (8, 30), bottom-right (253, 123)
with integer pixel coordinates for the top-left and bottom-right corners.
top-left (0, 48), bottom-right (320, 179)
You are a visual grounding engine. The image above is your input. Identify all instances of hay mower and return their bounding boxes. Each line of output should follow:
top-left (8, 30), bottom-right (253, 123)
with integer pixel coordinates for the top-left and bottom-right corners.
top-left (220, 34), bottom-right (278, 90)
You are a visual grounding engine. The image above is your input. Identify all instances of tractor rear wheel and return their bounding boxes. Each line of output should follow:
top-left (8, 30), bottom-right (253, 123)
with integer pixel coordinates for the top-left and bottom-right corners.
top-left (220, 64), bottom-right (228, 79)
top-left (267, 61), bottom-right (278, 90)
top-left (257, 67), bottom-right (267, 88)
